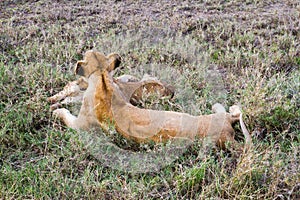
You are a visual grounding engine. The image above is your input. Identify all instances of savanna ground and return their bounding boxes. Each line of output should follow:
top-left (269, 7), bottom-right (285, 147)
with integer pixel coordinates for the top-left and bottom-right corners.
top-left (0, 0), bottom-right (299, 199)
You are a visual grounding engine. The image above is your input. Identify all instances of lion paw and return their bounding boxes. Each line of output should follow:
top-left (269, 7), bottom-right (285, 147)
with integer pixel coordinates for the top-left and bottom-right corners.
top-left (53, 108), bottom-right (70, 119)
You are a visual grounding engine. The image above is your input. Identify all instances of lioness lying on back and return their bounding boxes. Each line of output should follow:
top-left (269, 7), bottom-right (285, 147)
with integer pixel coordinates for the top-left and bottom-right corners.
top-left (52, 50), bottom-right (251, 151)
top-left (48, 71), bottom-right (174, 110)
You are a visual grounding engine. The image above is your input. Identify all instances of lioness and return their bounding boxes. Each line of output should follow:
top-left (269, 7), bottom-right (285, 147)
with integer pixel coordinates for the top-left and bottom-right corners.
top-left (53, 51), bottom-right (251, 150)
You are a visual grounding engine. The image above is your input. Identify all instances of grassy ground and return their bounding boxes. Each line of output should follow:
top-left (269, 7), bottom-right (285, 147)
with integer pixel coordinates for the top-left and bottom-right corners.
top-left (1, 0), bottom-right (299, 199)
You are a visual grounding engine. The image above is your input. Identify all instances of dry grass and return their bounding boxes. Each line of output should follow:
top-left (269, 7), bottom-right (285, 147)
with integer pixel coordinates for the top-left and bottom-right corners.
top-left (0, 0), bottom-right (299, 199)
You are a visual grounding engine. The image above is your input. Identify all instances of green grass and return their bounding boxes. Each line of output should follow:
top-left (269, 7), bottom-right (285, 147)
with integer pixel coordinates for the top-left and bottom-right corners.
top-left (1, 0), bottom-right (299, 199)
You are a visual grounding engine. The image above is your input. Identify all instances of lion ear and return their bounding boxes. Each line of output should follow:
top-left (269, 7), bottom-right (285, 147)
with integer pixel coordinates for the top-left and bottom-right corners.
top-left (75, 60), bottom-right (86, 76)
top-left (107, 53), bottom-right (121, 72)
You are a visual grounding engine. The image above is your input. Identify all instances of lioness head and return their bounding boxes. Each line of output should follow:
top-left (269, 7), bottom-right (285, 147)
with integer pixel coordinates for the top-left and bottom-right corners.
top-left (75, 50), bottom-right (121, 77)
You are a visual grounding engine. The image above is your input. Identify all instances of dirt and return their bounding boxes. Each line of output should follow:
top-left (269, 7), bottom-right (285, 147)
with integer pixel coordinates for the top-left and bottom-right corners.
top-left (1, 0), bottom-right (299, 34)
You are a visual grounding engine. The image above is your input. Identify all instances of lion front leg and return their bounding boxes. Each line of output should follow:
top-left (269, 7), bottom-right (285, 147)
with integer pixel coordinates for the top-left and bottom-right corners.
top-left (53, 108), bottom-right (79, 129)
top-left (48, 80), bottom-right (80, 103)
top-left (48, 77), bottom-right (87, 106)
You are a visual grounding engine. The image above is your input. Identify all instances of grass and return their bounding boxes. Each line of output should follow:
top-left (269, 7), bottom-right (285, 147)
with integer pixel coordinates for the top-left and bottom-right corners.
top-left (1, 0), bottom-right (299, 199)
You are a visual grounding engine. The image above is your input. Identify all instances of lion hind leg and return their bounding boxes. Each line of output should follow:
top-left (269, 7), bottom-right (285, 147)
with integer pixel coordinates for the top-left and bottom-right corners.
top-left (229, 105), bottom-right (252, 149)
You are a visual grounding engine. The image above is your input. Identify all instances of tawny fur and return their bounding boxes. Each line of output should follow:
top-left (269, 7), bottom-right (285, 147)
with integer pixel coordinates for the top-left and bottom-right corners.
top-left (52, 51), bottom-right (251, 150)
